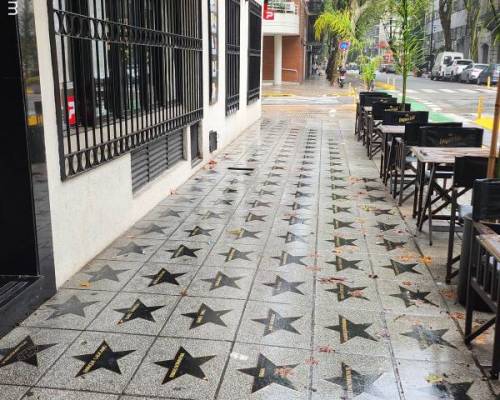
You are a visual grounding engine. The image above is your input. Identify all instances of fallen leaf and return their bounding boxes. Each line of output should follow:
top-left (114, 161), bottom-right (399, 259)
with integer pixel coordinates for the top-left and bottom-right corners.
top-left (449, 312), bottom-right (465, 321)
top-left (425, 374), bottom-right (444, 384)
top-left (318, 276), bottom-right (347, 284)
top-left (275, 367), bottom-right (295, 378)
top-left (79, 281), bottom-right (90, 288)
top-left (305, 357), bottom-right (319, 366)
top-left (317, 345), bottom-right (334, 353)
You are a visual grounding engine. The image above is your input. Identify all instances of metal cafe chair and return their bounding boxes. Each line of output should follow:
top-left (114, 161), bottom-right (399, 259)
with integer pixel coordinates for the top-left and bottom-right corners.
top-left (446, 157), bottom-right (489, 283)
top-left (378, 111), bottom-right (429, 177)
top-left (356, 92), bottom-right (391, 141)
top-left (391, 122), bottom-right (462, 205)
top-left (416, 127), bottom-right (484, 245)
top-left (367, 102), bottom-right (410, 162)
top-left (358, 94), bottom-right (394, 144)
top-left (465, 179), bottom-right (500, 378)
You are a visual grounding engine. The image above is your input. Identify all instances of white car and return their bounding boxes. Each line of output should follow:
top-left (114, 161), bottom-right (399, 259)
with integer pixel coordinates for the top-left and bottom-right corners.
top-left (459, 63), bottom-right (489, 84)
top-left (444, 59), bottom-right (473, 81)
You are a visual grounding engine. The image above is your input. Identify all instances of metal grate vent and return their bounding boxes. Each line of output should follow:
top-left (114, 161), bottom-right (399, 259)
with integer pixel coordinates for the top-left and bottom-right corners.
top-left (131, 130), bottom-right (184, 192)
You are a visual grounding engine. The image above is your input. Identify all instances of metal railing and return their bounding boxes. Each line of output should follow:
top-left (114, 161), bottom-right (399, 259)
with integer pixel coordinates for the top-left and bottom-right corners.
top-left (49, 0), bottom-right (203, 179)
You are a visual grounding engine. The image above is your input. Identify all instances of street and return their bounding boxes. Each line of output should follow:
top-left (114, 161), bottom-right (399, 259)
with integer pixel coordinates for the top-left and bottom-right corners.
top-left (375, 72), bottom-right (497, 126)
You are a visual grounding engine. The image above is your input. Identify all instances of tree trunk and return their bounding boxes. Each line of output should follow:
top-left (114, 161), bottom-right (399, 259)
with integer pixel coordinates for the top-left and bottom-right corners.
top-left (439, 0), bottom-right (453, 51)
top-left (466, 0), bottom-right (480, 61)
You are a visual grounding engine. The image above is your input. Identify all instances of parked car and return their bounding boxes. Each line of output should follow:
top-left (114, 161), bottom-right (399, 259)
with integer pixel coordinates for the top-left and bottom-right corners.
top-left (444, 59), bottom-right (473, 81)
top-left (431, 51), bottom-right (464, 80)
top-left (478, 63), bottom-right (500, 85)
top-left (379, 64), bottom-right (387, 72)
top-left (459, 63), bottom-right (489, 83)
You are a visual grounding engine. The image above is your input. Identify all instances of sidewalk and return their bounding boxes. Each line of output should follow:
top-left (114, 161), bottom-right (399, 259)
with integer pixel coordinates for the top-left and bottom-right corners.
top-left (0, 79), bottom-right (497, 399)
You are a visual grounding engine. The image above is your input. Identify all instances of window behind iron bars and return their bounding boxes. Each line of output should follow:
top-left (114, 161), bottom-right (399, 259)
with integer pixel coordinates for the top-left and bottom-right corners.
top-left (247, 0), bottom-right (262, 104)
top-left (225, 0), bottom-right (240, 115)
top-left (49, 0), bottom-right (203, 179)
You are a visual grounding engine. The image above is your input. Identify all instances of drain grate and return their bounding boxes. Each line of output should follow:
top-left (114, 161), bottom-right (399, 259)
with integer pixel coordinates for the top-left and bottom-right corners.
top-left (227, 167), bottom-right (255, 171)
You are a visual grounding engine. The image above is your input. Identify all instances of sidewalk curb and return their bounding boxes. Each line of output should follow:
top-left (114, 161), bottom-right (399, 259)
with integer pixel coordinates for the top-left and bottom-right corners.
top-left (475, 117), bottom-right (495, 130)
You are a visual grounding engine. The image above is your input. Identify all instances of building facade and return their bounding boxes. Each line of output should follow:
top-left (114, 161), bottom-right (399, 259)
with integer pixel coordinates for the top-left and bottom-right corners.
top-left (0, 0), bottom-right (263, 335)
top-left (424, 0), bottom-right (500, 64)
top-left (262, 0), bottom-right (310, 84)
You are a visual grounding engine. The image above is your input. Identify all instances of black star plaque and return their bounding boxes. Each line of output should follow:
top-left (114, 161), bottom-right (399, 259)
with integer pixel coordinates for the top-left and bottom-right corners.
top-left (326, 362), bottom-right (384, 398)
top-left (326, 236), bottom-right (358, 247)
top-left (246, 213), bottom-right (266, 222)
top-left (115, 299), bottom-right (164, 324)
top-left (390, 286), bottom-right (438, 308)
top-left (263, 276), bottom-right (304, 296)
top-left (74, 341), bottom-right (135, 377)
top-left (326, 315), bottom-right (377, 343)
top-left (182, 303), bottom-right (231, 329)
top-left (230, 228), bottom-right (261, 240)
top-left (278, 232), bottom-right (307, 243)
top-left (84, 265), bottom-right (128, 283)
top-left (419, 381), bottom-right (474, 400)
top-left (252, 309), bottom-right (302, 336)
top-left (401, 325), bottom-right (457, 350)
top-left (185, 226), bottom-right (214, 237)
top-left (144, 268), bottom-right (186, 287)
top-left (329, 219), bottom-right (354, 229)
top-left (239, 354), bottom-right (298, 393)
top-left (155, 347), bottom-right (215, 384)
top-left (202, 272), bottom-right (244, 291)
top-left (272, 251), bottom-right (307, 267)
top-left (249, 200), bottom-right (271, 208)
top-left (377, 238), bottom-right (407, 251)
top-left (282, 216), bottom-right (309, 225)
top-left (46, 295), bottom-right (99, 319)
top-left (326, 256), bottom-right (362, 272)
top-left (219, 247), bottom-right (253, 262)
top-left (160, 209), bottom-right (183, 218)
top-left (0, 336), bottom-right (56, 368)
top-left (142, 224), bottom-right (166, 235)
top-left (327, 283), bottom-right (368, 302)
top-left (381, 260), bottom-right (421, 275)
top-left (376, 222), bottom-right (399, 232)
top-left (167, 245), bottom-right (201, 259)
top-left (117, 242), bottom-right (151, 256)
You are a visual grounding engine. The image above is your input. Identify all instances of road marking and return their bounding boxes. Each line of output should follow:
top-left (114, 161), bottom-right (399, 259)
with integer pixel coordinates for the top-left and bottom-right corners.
top-left (439, 89), bottom-right (455, 93)
top-left (421, 89), bottom-right (438, 93)
top-left (406, 89), bottom-right (417, 93)
top-left (457, 89), bottom-right (476, 93)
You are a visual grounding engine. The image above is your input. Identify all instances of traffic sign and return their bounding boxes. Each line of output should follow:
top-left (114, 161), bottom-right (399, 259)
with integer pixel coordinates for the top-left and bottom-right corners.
top-left (339, 41), bottom-right (350, 51)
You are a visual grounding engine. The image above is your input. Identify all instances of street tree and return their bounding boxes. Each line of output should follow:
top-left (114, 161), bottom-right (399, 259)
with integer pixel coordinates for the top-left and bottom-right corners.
top-left (438, 0), bottom-right (453, 51)
top-left (388, 0), bottom-right (429, 105)
top-left (465, 0), bottom-right (480, 61)
top-left (314, 0), bottom-right (385, 84)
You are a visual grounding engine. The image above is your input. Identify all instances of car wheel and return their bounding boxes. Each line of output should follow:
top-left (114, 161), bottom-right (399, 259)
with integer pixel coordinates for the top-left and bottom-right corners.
top-left (430, 75), bottom-right (435, 81)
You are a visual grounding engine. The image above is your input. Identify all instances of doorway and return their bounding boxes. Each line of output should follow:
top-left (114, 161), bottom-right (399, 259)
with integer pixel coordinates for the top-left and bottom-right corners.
top-left (0, 1), bottom-right (56, 336)
top-left (482, 43), bottom-right (490, 64)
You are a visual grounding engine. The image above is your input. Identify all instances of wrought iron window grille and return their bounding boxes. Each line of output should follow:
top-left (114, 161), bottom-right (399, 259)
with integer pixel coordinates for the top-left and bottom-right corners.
top-left (49, 0), bottom-right (203, 179)
top-left (248, 0), bottom-right (262, 105)
top-left (225, 0), bottom-right (240, 115)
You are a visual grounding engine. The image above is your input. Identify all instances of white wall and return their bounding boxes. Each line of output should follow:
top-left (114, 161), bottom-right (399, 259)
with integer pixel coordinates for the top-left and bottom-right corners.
top-left (34, 0), bottom-right (262, 287)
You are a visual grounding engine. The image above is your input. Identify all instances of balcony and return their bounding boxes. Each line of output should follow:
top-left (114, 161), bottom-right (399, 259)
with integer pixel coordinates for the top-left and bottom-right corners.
top-left (263, 0), bottom-right (300, 36)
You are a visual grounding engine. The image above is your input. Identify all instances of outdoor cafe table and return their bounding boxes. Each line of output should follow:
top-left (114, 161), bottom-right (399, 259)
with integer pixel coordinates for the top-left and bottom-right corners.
top-left (379, 125), bottom-right (406, 179)
top-left (410, 146), bottom-right (491, 245)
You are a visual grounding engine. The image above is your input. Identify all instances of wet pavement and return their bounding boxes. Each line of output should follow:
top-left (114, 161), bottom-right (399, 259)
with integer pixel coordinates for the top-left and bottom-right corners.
top-left (0, 84), bottom-right (498, 399)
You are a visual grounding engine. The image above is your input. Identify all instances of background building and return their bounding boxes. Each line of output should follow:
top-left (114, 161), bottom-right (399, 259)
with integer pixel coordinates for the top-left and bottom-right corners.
top-left (262, 0), bottom-right (318, 84)
top-left (424, 0), bottom-right (500, 63)
top-left (1, 0), bottom-right (263, 335)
